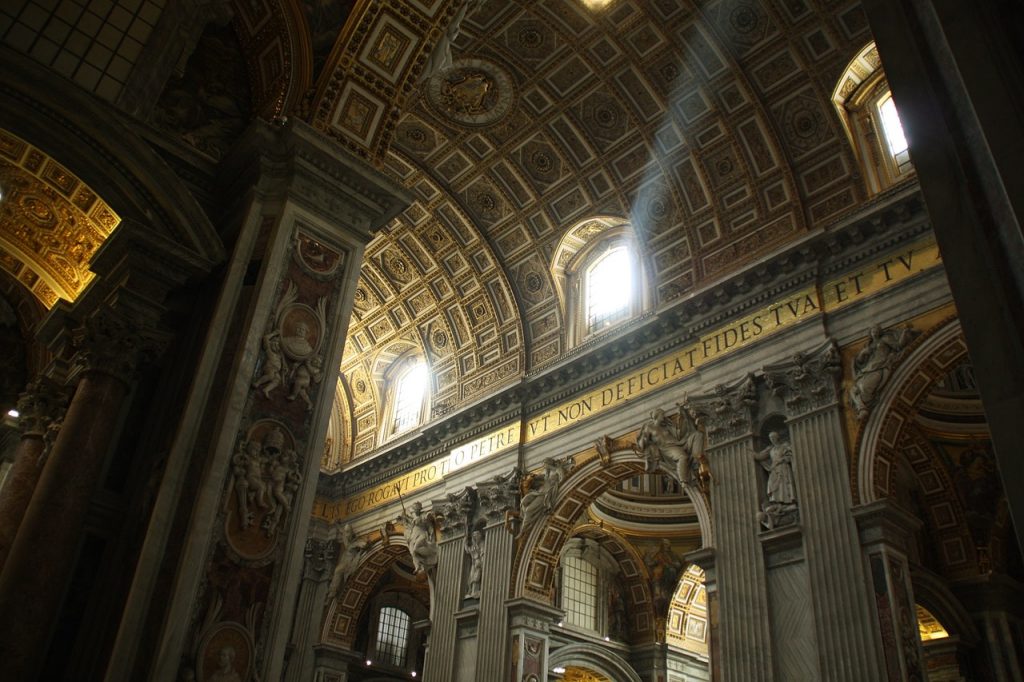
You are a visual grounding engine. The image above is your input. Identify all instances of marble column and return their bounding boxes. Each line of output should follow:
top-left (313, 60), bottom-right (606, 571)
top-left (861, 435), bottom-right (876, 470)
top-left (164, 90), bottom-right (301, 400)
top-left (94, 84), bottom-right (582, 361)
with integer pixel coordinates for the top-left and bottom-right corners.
top-left (0, 377), bottom-right (66, 570)
top-left (687, 376), bottom-right (773, 682)
top-left (284, 538), bottom-right (335, 682)
top-left (474, 473), bottom-right (518, 681)
top-left (853, 500), bottom-right (926, 682)
top-left (764, 341), bottom-right (886, 681)
top-left (0, 308), bottom-right (159, 681)
top-left (424, 489), bottom-right (472, 682)
top-left (143, 120), bottom-right (409, 682)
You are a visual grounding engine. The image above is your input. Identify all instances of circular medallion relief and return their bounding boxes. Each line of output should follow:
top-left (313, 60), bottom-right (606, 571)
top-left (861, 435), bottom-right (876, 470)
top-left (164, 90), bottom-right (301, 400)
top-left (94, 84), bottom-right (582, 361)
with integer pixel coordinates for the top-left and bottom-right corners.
top-left (425, 59), bottom-right (515, 127)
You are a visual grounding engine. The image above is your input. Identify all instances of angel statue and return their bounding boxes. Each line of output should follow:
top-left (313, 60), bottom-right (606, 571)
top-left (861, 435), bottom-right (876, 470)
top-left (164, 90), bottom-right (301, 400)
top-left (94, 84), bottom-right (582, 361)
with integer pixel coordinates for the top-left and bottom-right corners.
top-left (517, 456), bottom-right (573, 538)
top-left (635, 406), bottom-right (706, 488)
top-left (327, 523), bottom-right (368, 600)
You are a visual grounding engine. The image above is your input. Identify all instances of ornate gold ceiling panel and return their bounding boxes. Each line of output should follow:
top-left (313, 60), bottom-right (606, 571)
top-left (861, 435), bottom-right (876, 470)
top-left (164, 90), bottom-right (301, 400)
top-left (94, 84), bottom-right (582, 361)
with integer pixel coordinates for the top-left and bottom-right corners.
top-left (0, 130), bottom-right (120, 308)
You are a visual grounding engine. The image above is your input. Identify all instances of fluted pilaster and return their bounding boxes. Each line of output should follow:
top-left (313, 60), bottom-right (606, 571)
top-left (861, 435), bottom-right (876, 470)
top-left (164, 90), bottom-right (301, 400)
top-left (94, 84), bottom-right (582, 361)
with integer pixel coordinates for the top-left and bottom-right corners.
top-left (475, 472), bottom-right (517, 680)
top-left (422, 532), bottom-right (464, 681)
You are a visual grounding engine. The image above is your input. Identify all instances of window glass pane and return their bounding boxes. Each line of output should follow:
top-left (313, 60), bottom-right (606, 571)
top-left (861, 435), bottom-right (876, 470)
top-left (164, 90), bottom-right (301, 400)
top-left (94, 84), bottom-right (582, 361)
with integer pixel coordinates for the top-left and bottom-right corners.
top-left (375, 606), bottom-right (410, 668)
top-left (392, 363), bottom-right (427, 433)
top-left (561, 556), bottom-right (599, 631)
top-left (878, 95), bottom-right (908, 157)
top-left (586, 247), bottom-right (631, 332)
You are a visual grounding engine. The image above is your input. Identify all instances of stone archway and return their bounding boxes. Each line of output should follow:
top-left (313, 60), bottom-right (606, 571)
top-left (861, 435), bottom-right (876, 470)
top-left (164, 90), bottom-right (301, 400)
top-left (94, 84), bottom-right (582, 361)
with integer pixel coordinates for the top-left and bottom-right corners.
top-left (854, 317), bottom-right (967, 503)
top-left (512, 445), bottom-right (712, 605)
top-left (322, 537), bottom-right (429, 648)
top-left (548, 642), bottom-right (643, 682)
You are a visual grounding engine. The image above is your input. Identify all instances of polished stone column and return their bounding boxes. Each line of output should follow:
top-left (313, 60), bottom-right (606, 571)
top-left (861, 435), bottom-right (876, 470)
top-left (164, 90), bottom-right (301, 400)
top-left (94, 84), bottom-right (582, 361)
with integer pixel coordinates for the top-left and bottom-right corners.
top-left (853, 500), bottom-right (926, 682)
top-left (687, 378), bottom-right (773, 682)
top-left (0, 310), bottom-right (153, 681)
top-left (284, 538), bottom-right (334, 682)
top-left (765, 341), bottom-right (886, 681)
top-left (0, 377), bottom-right (66, 570)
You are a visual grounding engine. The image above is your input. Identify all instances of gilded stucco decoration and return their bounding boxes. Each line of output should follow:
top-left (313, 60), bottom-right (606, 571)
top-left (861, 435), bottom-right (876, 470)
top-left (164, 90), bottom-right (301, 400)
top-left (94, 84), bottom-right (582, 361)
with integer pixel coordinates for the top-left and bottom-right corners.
top-left (0, 129), bottom-right (120, 308)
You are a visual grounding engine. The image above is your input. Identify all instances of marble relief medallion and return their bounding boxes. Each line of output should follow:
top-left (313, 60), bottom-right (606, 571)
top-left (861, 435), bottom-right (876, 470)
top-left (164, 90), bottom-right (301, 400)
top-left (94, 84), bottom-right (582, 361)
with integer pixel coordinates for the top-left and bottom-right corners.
top-left (196, 620), bottom-right (253, 682)
top-left (279, 305), bottom-right (322, 361)
top-left (426, 59), bottom-right (515, 127)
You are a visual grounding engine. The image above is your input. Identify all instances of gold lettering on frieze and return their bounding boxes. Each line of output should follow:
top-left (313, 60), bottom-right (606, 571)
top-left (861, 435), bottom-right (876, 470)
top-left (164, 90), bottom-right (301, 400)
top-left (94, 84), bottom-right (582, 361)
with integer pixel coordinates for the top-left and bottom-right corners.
top-left (524, 285), bottom-right (822, 443)
top-left (316, 237), bottom-right (944, 520)
top-left (821, 236), bottom-right (941, 312)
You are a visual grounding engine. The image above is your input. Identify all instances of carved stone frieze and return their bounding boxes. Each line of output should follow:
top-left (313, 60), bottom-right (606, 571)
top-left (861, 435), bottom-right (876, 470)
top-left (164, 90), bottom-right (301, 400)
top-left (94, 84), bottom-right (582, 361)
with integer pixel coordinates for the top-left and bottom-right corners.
top-left (849, 324), bottom-right (919, 419)
top-left (763, 340), bottom-right (841, 417)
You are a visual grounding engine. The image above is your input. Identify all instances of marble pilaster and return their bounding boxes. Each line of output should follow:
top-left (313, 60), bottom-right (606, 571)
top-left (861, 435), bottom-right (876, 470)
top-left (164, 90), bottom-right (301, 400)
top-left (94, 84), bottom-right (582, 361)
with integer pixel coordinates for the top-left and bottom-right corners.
top-left (764, 341), bottom-right (886, 681)
top-left (423, 492), bottom-right (469, 682)
top-left (474, 472), bottom-right (518, 681)
top-left (687, 377), bottom-right (772, 682)
top-left (506, 598), bottom-right (563, 682)
top-left (284, 538), bottom-right (335, 682)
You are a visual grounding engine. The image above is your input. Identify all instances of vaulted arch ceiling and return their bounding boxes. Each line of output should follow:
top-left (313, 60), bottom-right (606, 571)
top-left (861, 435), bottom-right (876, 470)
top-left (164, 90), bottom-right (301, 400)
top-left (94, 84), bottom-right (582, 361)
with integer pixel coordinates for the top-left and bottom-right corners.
top-left (318, 0), bottom-right (875, 456)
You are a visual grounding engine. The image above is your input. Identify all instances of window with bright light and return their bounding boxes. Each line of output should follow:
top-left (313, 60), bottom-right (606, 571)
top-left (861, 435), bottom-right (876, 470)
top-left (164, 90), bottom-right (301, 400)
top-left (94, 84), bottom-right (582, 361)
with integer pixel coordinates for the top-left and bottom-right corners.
top-left (832, 43), bottom-right (914, 194)
top-left (585, 247), bottom-right (632, 333)
top-left (877, 95), bottom-right (908, 156)
top-left (391, 363), bottom-right (427, 434)
top-left (374, 607), bottom-right (410, 667)
top-left (561, 556), bottom-right (599, 631)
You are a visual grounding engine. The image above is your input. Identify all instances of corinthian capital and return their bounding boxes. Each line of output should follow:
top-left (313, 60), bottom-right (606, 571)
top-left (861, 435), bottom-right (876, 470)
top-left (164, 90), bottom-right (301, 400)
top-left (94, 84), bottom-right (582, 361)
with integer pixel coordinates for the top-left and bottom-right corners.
top-left (763, 339), bottom-right (841, 417)
top-left (685, 373), bottom-right (758, 447)
top-left (477, 469), bottom-right (519, 524)
top-left (434, 487), bottom-right (474, 540)
top-left (15, 377), bottom-right (69, 437)
top-left (70, 308), bottom-right (168, 383)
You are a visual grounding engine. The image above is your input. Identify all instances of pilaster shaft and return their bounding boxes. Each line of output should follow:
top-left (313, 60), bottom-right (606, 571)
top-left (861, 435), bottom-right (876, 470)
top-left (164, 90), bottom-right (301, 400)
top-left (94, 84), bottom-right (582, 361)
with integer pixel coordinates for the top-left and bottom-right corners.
top-left (423, 533), bottom-right (464, 681)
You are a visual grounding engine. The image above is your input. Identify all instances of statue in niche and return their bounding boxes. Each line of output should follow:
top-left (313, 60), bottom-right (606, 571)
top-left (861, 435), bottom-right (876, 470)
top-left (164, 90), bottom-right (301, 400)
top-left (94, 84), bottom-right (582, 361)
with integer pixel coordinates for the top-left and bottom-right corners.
top-left (464, 525), bottom-right (485, 599)
top-left (516, 456), bottom-right (574, 538)
top-left (753, 431), bottom-right (798, 530)
top-left (252, 332), bottom-right (285, 398)
top-left (850, 324), bottom-right (917, 419)
top-left (327, 523), bottom-right (367, 600)
top-left (208, 646), bottom-right (242, 682)
top-left (399, 501), bottom-right (438, 575)
top-left (636, 406), bottom-right (705, 487)
top-left (644, 539), bottom-right (683, 616)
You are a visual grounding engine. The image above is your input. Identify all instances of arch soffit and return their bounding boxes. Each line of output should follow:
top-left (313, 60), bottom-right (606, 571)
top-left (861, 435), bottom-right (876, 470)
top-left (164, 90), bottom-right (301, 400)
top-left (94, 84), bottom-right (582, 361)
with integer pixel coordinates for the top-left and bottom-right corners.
top-left (910, 567), bottom-right (981, 646)
top-left (512, 446), bottom-right (712, 607)
top-left (0, 50), bottom-right (223, 267)
top-left (548, 643), bottom-right (643, 682)
top-left (322, 538), bottom-right (417, 647)
top-left (854, 317), bottom-right (967, 504)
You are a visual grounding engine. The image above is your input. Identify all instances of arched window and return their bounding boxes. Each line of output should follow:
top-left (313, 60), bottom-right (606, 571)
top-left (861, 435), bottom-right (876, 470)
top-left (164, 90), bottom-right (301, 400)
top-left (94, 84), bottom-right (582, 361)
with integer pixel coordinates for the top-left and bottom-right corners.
top-left (381, 358), bottom-right (429, 441)
top-left (556, 537), bottom-right (622, 638)
top-left (832, 43), bottom-right (914, 194)
top-left (584, 246), bottom-right (633, 334)
top-left (551, 218), bottom-right (648, 351)
top-left (374, 606), bottom-right (411, 668)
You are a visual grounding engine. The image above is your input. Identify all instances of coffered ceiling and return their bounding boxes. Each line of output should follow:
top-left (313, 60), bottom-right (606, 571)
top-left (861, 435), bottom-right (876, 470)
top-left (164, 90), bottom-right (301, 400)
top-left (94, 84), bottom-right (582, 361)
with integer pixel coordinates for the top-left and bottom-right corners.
top-left (316, 0), bottom-right (876, 464)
